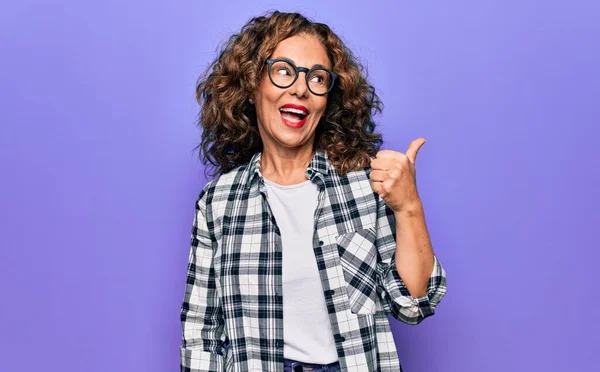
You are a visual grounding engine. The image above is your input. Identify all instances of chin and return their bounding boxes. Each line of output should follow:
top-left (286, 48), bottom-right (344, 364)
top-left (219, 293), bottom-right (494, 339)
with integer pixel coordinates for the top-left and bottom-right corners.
top-left (276, 137), bottom-right (306, 149)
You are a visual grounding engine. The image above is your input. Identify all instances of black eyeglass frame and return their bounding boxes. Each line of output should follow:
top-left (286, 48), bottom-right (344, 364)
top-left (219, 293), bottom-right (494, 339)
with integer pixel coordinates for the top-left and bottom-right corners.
top-left (264, 59), bottom-right (338, 96)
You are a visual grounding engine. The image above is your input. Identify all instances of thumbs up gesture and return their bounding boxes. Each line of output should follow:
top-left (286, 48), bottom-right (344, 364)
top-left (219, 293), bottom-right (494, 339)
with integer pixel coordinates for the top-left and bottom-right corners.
top-left (370, 138), bottom-right (426, 214)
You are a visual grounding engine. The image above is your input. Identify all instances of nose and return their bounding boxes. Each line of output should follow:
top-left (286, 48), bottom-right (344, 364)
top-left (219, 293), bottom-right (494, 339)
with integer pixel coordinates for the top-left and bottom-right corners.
top-left (288, 71), bottom-right (310, 98)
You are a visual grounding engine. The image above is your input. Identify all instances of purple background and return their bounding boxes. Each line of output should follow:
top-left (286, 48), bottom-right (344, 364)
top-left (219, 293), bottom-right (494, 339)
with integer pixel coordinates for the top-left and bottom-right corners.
top-left (1, 1), bottom-right (599, 371)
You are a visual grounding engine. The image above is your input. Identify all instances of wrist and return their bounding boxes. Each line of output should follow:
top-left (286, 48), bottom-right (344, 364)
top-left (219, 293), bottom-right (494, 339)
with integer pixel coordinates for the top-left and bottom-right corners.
top-left (394, 200), bottom-right (424, 218)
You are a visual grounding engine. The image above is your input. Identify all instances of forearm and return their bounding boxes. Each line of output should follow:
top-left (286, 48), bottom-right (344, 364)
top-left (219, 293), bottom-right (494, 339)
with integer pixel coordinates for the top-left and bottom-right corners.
top-left (393, 202), bottom-right (435, 298)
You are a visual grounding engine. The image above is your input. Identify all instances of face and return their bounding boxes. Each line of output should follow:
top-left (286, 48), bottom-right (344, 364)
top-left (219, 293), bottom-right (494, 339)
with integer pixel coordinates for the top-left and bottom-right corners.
top-left (253, 33), bottom-right (330, 153)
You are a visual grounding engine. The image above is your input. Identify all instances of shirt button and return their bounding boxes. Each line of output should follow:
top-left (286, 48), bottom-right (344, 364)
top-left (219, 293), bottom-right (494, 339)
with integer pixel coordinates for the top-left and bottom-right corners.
top-left (318, 240), bottom-right (324, 246)
top-left (325, 289), bottom-right (335, 296)
top-left (335, 335), bottom-right (345, 343)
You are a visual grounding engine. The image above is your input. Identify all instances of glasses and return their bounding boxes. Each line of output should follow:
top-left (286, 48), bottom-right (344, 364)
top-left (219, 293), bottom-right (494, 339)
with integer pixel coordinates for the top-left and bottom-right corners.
top-left (265, 59), bottom-right (337, 96)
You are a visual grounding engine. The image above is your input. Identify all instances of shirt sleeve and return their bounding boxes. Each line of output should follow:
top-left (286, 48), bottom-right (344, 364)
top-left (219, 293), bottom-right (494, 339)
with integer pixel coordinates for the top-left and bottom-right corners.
top-left (374, 196), bottom-right (447, 325)
top-left (180, 189), bottom-right (226, 371)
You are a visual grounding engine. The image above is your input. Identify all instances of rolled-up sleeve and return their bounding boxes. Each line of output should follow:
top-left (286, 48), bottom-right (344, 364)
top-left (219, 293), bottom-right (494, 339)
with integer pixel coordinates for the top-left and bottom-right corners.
top-left (374, 197), bottom-right (447, 325)
top-left (180, 189), bottom-right (226, 371)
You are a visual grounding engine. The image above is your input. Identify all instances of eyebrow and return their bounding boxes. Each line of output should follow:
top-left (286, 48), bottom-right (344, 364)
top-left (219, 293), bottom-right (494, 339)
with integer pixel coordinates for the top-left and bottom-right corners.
top-left (271, 56), bottom-right (330, 70)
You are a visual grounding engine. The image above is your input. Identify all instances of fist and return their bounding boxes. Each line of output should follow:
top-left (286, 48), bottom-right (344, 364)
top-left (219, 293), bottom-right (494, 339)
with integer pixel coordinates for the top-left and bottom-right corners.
top-left (370, 138), bottom-right (426, 213)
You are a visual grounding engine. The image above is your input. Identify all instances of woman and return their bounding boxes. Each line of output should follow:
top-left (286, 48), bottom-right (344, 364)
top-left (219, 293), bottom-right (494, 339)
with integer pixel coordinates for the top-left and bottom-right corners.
top-left (180, 11), bottom-right (446, 372)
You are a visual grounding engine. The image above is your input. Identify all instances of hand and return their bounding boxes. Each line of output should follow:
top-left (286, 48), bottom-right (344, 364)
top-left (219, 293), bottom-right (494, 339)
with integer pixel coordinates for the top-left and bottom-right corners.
top-left (370, 138), bottom-right (426, 214)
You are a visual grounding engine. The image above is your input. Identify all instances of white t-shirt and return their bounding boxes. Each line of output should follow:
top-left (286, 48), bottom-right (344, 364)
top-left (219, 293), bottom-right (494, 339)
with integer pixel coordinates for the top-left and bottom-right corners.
top-left (263, 178), bottom-right (339, 364)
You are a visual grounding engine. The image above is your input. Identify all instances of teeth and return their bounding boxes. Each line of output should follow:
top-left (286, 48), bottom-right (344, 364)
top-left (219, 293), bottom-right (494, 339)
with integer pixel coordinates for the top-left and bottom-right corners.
top-left (280, 107), bottom-right (308, 115)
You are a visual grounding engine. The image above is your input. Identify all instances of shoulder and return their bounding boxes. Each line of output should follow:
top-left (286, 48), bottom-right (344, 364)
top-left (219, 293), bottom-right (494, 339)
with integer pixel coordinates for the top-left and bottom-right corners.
top-left (329, 165), bottom-right (372, 184)
top-left (326, 165), bottom-right (376, 202)
top-left (330, 165), bottom-right (383, 205)
top-left (196, 162), bottom-right (251, 210)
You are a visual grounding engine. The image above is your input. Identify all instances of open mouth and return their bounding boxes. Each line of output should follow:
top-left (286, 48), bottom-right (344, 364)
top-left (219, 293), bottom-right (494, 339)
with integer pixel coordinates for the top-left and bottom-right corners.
top-left (279, 104), bottom-right (309, 128)
top-left (280, 107), bottom-right (308, 121)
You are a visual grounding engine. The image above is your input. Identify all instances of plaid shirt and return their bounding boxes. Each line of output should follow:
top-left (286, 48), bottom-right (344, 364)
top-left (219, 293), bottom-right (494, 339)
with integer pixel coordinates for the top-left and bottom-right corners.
top-left (180, 149), bottom-right (447, 372)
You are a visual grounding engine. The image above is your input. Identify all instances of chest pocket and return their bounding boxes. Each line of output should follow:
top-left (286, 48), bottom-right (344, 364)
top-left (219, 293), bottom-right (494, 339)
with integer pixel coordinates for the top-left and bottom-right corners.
top-left (336, 227), bottom-right (379, 314)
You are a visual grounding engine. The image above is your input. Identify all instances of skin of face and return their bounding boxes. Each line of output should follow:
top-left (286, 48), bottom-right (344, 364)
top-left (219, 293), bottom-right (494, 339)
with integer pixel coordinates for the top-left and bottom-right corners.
top-left (253, 33), bottom-right (331, 158)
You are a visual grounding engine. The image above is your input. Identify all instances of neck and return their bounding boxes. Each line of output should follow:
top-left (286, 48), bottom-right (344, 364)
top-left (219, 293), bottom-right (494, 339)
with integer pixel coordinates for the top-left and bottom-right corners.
top-left (260, 145), bottom-right (314, 185)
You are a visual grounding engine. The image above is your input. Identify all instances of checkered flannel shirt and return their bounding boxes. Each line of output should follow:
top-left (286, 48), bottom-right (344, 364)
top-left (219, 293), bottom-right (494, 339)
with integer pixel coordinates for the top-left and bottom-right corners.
top-left (180, 149), bottom-right (447, 372)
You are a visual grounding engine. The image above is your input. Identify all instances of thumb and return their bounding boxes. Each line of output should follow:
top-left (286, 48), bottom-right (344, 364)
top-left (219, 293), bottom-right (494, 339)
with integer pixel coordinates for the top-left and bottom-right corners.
top-left (405, 138), bottom-right (426, 164)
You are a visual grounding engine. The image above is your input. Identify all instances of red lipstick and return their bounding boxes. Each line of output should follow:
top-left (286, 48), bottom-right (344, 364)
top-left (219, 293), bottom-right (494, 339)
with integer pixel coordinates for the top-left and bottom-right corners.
top-left (279, 103), bottom-right (309, 128)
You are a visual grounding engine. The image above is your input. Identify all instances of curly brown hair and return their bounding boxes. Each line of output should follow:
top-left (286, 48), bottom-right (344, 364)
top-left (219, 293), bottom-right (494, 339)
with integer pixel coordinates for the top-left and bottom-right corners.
top-left (197, 11), bottom-right (383, 176)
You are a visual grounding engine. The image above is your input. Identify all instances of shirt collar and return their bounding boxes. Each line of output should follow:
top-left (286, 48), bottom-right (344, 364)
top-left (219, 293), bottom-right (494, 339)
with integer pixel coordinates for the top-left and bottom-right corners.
top-left (243, 148), bottom-right (330, 189)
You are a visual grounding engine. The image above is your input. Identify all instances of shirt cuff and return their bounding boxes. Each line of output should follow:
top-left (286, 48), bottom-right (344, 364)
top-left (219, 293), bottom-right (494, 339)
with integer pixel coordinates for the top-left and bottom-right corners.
top-left (378, 255), bottom-right (443, 323)
top-left (180, 346), bottom-right (225, 372)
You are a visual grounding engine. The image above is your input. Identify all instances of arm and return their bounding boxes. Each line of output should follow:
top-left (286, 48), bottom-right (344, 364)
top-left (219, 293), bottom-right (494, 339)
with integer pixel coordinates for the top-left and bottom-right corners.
top-left (375, 197), bottom-right (446, 325)
top-left (180, 190), bottom-right (226, 371)
top-left (370, 139), bottom-right (447, 324)
top-left (394, 202), bottom-right (434, 299)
